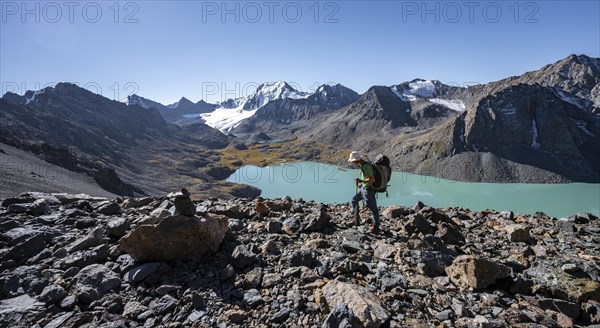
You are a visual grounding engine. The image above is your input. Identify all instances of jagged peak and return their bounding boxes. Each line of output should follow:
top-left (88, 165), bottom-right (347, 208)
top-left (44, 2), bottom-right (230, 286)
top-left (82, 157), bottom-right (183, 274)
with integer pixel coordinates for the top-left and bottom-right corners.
top-left (545, 54), bottom-right (599, 70)
top-left (179, 96), bottom-right (193, 104)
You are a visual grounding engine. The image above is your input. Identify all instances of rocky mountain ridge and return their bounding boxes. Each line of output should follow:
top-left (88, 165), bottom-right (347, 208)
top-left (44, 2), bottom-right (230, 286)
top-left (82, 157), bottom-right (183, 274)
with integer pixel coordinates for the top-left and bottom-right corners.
top-left (0, 83), bottom-right (253, 199)
top-left (0, 191), bottom-right (598, 327)
top-left (2, 54), bottom-right (599, 188)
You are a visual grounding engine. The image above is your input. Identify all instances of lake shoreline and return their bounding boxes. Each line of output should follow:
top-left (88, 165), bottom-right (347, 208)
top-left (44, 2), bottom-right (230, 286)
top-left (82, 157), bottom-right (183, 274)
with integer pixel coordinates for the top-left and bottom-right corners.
top-left (227, 161), bottom-right (600, 218)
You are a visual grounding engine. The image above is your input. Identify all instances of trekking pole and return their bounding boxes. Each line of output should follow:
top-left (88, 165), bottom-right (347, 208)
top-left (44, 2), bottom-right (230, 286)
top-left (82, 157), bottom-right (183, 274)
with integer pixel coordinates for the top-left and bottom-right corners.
top-left (354, 180), bottom-right (361, 226)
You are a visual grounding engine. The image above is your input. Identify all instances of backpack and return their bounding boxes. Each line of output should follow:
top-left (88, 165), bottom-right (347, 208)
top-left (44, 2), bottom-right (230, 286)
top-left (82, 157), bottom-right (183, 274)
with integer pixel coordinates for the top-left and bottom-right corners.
top-left (362, 154), bottom-right (392, 196)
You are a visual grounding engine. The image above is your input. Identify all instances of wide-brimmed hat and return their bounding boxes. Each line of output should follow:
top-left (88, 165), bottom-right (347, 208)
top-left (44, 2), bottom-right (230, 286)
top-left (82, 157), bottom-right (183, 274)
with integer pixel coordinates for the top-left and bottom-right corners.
top-left (347, 151), bottom-right (364, 162)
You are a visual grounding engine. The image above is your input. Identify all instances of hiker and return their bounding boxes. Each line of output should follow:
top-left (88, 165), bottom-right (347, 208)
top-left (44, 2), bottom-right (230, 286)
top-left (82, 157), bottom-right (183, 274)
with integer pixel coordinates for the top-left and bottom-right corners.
top-left (348, 151), bottom-right (380, 234)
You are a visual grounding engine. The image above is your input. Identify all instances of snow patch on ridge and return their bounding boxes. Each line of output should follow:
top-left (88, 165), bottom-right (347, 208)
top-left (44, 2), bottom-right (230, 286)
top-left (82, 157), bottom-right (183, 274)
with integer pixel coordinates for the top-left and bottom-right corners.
top-left (429, 98), bottom-right (466, 111)
top-left (555, 89), bottom-right (586, 109)
top-left (25, 89), bottom-right (46, 105)
top-left (391, 80), bottom-right (436, 102)
top-left (531, 119), bottom-right (541, 149)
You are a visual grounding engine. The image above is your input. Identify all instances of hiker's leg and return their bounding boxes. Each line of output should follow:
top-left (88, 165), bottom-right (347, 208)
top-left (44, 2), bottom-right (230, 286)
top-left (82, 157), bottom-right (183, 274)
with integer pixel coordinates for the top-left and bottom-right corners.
top-left (350, 190), bottom-right (362, 217)
top-left (365, 190), bottom-right (380, 227)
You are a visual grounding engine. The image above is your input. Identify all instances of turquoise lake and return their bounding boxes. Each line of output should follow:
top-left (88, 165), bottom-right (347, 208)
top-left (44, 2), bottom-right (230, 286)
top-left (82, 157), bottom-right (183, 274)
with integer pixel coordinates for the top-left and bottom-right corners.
top-left (226, 162), bottom-right (600, 218)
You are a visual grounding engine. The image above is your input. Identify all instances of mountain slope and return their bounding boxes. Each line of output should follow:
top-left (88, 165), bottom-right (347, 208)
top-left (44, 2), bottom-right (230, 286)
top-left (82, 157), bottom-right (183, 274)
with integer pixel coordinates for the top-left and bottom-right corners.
top-left (304, 81), bottom-right (465, 150)
top-left (459, 54), bottom-right (600, 114)
top-left (0, 83), bottom-right (254, 198)
top-left (387, 83), bottom-right (600, 182)
top-left (303, 55), bottom-right (600, 183)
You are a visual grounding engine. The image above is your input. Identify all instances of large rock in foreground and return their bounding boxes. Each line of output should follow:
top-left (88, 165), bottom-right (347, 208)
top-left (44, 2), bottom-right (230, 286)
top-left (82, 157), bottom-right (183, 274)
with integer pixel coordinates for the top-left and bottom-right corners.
top-left (119, 214), bottom-right (229, 262)
top-left (445, 255), bottom-right (512, 290)
top-left (321, 280), bottom-right (390, 328)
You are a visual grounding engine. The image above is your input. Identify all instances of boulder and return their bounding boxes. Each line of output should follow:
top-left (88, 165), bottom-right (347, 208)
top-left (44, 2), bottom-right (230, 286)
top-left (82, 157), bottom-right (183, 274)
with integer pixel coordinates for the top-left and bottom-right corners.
top-left (435, 222), bottom-right (465, 245)
top-left (7, 204), bottom-right (27, 214)
top-left (321, 302), bottom-right (363, 328)
top-left (1, 233), bottom-right (50, 262)
top-left (244, 289), bottom-right (264, 308)
top-left (107, 218), bottom-right (130, 239)
top-left (581, 301), bottom-right (600, 324)
top-left (231, 244), bottom-right (257, 270)
top-left (505, 224), bottom-right (531, 242)
top-left (525, 261), bottom-right (600, 303)
top-left (124, 262), bottom-right (161, 283)
top-left (373, 242), bottom-right (397, 260)
top-left (121, 197), bottom-right (154, 209)
top-left (119, 214), bottom-right (228, 262)
top-left (322, 280), bottom-right (390, 328)
top-left (288, 249), bottom-right (314, 268)
top-left (404, 214), bottom-right (434, 235)
top-left (302, 206), bottom-right (331, 232)
top-left (38, 285), bottom-right (67, 305)
top-left (270, 307), bottom-right (291, 323)
top-left (533, 296), bottom-right (580, 319)
top-left (73, 264), bottom-right (121, 304)
top-left (150, 295), bottom-right (177, 315)
top-left (67, 227), bottom-right (105, 252)
top-left (445, 255), bottom-right (512, 289)
top-left (381, 205), bottom-right (409, 219)
top-left (29, 199), bottom-right (50, 215)
top-left (255, 201), bottom-right (270, 216)
top-left (0, 294), bottom-right (45, 323)
top-left (123, 301), bottom-right (149, 319)
top-left (96, 201), bottom-right (121, 215)
top-left (267, 221), bottom-right (283, 233)
top-left (220, 309), bottom-right (247, 324)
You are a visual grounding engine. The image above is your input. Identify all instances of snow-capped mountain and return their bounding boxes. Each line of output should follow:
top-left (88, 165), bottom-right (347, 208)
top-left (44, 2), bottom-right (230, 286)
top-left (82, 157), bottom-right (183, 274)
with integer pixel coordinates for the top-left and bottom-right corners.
top-left (200, 81), bottom-right (312, 132)
top-left (243, 81), bottom-right (311, 110)
top-left (231, 83), bottom-right (359, 136)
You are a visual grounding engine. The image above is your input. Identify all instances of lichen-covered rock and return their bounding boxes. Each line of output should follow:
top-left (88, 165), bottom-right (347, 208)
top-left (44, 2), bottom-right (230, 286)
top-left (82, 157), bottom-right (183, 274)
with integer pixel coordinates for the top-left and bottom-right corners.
top-left (525, 261), bottom-right (600, 303)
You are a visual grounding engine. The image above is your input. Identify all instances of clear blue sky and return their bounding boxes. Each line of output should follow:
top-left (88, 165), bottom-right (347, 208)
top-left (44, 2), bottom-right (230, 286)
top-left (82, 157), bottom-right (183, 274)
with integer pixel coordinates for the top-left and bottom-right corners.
top-left (1, 0), bottom-right (599, 104)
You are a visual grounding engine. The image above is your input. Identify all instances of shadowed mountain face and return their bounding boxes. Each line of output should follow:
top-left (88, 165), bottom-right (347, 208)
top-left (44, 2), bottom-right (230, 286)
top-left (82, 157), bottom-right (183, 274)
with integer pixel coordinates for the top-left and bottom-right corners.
top-left (0, 83), bottom-right (245, 197)
top-left (511, 54), bottom-right (600, 113)
top-left (2, 84), bottom-right (170, 163)
top-left (301, 55), bottom-right (600, 183)
top-left (388, 84), bottom-right (600, 183)
top-left (304, 82), bottom-right (464, 150)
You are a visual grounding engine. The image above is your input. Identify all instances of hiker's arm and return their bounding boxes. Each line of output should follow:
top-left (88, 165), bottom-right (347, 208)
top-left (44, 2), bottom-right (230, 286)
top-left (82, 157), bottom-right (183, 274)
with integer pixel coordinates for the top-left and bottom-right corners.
top-left (355, 176), bottom-right (375, 184)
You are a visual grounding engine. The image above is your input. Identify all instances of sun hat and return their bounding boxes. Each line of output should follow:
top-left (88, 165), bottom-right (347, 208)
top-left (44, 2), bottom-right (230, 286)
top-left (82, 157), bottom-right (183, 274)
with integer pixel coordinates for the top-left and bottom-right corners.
top-left (347, 151), bottom-right (364, 162)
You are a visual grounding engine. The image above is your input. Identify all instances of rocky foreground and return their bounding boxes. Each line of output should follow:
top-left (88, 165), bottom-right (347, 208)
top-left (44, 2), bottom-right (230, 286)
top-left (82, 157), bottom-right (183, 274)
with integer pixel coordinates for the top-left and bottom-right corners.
top-left (0, 192), bottom-right (599, 328)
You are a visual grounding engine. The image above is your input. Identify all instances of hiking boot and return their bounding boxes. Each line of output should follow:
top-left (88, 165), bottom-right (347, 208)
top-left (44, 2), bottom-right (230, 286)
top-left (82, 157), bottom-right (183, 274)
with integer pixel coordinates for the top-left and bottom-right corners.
top-left (370, 225), bottom-right (380, 234)
top-left (347, 216), bottom-right (360, 227)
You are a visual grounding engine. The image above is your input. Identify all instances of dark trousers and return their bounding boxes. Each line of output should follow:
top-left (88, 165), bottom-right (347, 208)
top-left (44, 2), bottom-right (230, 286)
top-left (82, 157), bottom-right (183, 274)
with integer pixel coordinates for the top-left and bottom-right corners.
top-left (351, 187), bottom-right (380, 227)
